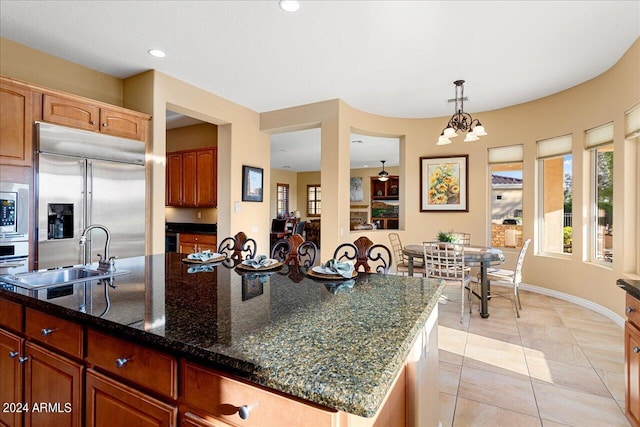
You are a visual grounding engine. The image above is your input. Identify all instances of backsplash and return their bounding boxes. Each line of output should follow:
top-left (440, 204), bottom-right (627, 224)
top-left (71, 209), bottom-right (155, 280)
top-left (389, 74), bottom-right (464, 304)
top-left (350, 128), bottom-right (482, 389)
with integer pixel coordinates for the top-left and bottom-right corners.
top-left (165, 207), bottom-right (217, 224)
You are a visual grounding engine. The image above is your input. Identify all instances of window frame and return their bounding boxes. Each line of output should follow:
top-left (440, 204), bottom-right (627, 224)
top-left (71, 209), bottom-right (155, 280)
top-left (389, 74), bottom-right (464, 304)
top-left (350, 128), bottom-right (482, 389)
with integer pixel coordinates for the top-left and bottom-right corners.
top-left (307, 184), bottom-right (321, 217)
top-left (276, 183), bottom-right (290, 217)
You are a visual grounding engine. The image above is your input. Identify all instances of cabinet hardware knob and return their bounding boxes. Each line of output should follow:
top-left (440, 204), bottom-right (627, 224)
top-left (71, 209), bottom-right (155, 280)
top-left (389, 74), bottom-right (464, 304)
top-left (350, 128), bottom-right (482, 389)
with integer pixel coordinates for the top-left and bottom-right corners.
top-left (626, 306), bottom-right (636, 314)
top-left (238, 403), bottom-right (257, 420)
top-left (115, 358), bottom-right (128, 368)
top-left (18, 356), bottom-right (29, 364)
top-left (634, 347), bottom-right (640, 354)
top-left (102, 123), bottom-right (108, 127)
top-left (41, 328), bottom-right (56, 336)
top-left (9, 351), bottom-right (19, 359)
top-left (90, 120), bottom-right (96, 125)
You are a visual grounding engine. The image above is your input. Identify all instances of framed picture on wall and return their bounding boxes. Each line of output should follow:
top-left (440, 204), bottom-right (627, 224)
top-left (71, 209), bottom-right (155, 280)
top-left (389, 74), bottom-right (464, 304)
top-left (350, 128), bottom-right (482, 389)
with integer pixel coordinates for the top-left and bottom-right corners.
top-left (242, 165), bottom-right (263, 202)
top-left (419, 155), bottom-right (469, 212)
top-left (350, 177), bottom-right (363, 202)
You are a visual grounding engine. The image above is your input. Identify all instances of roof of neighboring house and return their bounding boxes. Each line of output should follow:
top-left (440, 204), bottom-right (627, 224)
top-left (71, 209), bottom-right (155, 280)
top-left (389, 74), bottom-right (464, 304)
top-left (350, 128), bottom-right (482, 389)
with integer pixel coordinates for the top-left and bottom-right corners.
top-left (492, 175), bottom-right (523, 185)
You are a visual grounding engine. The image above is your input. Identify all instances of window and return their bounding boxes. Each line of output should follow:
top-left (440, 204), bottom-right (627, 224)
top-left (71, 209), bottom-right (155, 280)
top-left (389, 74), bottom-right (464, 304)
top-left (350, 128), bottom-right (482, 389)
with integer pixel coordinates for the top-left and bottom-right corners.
top-left (307, 185), bottom-right (321, 216)
top-left (537, 135), bottom-right (573, 255)
top-left (488, 145), bottom-right (523, 248)
top-left (276, 183), bottom-right (290, 217)
top-left (586, 123), bottom-right (614, 263)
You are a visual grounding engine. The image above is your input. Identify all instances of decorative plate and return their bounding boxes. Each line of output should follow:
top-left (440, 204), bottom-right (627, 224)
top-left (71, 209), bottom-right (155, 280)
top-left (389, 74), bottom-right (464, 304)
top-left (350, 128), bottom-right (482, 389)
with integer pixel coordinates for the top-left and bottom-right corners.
top-left (236, 260), bottom-right (284, 272)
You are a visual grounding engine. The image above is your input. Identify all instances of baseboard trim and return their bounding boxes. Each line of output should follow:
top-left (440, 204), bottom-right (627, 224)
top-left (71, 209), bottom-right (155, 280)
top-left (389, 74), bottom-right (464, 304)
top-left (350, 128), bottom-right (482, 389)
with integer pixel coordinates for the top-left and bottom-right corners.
top-left (515, 282), bottom-right (625, 328)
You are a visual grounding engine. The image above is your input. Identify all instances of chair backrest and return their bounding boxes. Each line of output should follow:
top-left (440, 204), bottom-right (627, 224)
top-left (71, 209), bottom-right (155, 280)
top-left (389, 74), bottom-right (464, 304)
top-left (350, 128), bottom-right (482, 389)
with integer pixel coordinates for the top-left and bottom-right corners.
top-left (218, 231), bottom-right (257, 266)
top-left (294, 220), bottom-right (306, 235)
top-left (271, 218), bottom-right (287, 233)
top-left (271, 233), bottom-right (317, 268)
top-left (513, 238), bottom-right (531, 283)
top-left (333, 236), bottom-right (391, 274)
top-left (388, 232), bottom-right (405, 265)
top-left (450, 232), bottom-right (471, 246)
top-left (422, 241), bottom-right (467, 280)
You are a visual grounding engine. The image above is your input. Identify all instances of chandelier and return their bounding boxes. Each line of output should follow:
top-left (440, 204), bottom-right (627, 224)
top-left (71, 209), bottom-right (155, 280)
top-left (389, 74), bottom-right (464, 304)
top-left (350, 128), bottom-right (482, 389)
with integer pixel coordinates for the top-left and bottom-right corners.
top-left (437, 80), bottom-right (487, 145)
top-left (378, 160), bottom-right (389, 181)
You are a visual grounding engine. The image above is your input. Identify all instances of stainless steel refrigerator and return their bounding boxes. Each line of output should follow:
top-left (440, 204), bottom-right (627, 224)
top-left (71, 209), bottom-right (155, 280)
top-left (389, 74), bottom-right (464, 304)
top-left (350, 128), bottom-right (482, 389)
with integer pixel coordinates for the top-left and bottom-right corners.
top-left (35, 122), bottom-right (146, 270)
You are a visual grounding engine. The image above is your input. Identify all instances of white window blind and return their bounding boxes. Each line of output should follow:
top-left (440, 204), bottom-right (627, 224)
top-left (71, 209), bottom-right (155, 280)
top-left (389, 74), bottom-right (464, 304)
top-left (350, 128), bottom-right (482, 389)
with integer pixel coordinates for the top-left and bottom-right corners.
top-left (488, 145), bottom-right (523, 164)
top-left (537, 135), bottom-right (572, 159)
top-left (585, 123), bottom-right (614, 149)
top-left (626, 103), bottom-right (640, 139)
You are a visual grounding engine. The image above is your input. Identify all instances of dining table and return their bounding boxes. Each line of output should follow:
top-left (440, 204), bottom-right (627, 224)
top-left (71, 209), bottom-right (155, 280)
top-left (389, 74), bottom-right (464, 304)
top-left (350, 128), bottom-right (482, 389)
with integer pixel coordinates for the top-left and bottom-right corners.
top-left (403, 244), bottom-right (505, 318)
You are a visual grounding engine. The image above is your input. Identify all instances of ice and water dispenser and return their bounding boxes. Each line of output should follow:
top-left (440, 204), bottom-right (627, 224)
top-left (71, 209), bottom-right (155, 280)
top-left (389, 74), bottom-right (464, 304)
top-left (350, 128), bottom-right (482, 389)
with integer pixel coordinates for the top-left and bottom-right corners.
top-left (47, 203), bottom-right (73, 239)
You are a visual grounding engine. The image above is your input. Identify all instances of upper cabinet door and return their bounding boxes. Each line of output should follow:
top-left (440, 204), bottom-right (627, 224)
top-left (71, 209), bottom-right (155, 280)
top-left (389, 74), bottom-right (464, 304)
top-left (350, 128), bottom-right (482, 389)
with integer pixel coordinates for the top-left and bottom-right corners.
top-left (43, 94), bottom-right (100, 132)
top-left (196, 148), bottom-right (217, 207)
top-left (0, 78), bottom-right (34, 167)
top-left (100, 108), bottom-right (144, 140)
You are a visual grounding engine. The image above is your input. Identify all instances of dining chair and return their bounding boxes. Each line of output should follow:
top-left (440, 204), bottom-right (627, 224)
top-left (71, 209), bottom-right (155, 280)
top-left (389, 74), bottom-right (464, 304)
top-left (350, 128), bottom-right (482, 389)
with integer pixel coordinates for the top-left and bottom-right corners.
top-left (333, 236), bottom-right (392, 274)
top-left (476, 238), bottom-right (531, 317)
top-left (217, 231), bottom-right (257, 266)
top-left (388, 232), bottom-right (425, 276)
top-left (423, 241), bottom-right (471, 323)
top-left (271, 233), bottom-right (317, 268)
top-left (450, 232), bottom-right (471, 246)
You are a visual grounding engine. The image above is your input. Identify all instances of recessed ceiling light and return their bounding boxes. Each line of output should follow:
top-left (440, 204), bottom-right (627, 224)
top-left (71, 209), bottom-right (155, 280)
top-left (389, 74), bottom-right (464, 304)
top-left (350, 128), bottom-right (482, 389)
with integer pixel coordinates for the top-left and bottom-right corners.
top-left (283, 165), bottom-right (292, 168)
top-left (351, 140), bottom-right (364, 144)
top-left (278, 0), bottom-right (300, 12)
top-left (148, 49), bottom-right (166, 58)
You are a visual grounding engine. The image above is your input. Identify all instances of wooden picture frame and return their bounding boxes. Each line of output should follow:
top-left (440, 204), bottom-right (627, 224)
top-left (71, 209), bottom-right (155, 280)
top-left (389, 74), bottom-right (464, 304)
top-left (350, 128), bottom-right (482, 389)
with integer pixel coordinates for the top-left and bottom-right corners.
top-left (242, 165), bottom-right (263, 202)
top-left (420, 155), bottom-right (469, 212)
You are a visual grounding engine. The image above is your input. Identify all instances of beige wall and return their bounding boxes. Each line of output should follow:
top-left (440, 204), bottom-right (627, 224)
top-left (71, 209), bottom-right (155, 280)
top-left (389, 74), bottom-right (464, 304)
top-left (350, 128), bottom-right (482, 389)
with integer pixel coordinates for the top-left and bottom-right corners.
top-left (2, 35), bottom-right (639, 318)
top-left (166, 123), bottom-right (218, 152)
top-left (0, 38), bottom-right (124, 106)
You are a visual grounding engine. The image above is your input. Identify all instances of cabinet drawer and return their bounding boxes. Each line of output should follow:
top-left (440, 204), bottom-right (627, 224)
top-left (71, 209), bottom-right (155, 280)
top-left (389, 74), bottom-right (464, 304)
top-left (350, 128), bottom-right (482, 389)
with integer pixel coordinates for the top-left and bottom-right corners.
top-left (86, 369), bottom-right (177, 427)
top-left (25, 308), bottom-right (83, 358)
top-left (0, 298), bottom-right (23, 332)
top-left (182, 361), bottom-right (338, 427)
top-left (627, 294), bottom-right (640, 328)
top-left (99, 108), bottom-right (144, 140)
top-left (86, 329), bottom-right (178, 399)
top-left (179, 233), bottom-right (217, 245)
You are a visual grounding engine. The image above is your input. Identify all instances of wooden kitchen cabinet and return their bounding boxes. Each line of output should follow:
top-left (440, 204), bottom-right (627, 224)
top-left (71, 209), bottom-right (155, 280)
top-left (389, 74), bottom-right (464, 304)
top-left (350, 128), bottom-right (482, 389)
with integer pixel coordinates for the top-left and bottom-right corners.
top-left (625, 293), bottom-right (640, 427)
top-left (86, 369), bottom-right (177, 427)
top-left (24, 342), bottom-right (83, 427)
top-left (181, 361), bottom-right (340, 427)
top-left (181, 412), bottom-right (232, 427)
top-left (42, 93), bottom-right (147, 141)
top-left (0, 77), bottom-right (34, 167)
top-left (166, 147), bottom-right (217, 207)
top-left (370, 176), bottom-right (399, 230)
top-left (178, 233), bottom-right (217, 254)
top-left (0, 328), bottom-right (24, 427)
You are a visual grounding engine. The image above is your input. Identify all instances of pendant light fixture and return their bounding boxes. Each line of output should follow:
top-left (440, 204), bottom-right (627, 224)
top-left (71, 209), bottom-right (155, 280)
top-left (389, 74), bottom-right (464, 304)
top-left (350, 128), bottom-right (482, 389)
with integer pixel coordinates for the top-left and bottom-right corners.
top-left (378, 160), bottom-right (389, 181)
top-left (437, 80), bottom-right (487, 145)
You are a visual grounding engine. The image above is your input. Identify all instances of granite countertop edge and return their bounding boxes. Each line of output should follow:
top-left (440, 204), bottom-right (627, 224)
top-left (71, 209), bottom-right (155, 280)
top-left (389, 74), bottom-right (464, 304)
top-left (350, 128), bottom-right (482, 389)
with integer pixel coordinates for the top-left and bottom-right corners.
top-left (617, 277), bottom-right (640, 300)
top-left (0, 279), bottom-right (445, 418)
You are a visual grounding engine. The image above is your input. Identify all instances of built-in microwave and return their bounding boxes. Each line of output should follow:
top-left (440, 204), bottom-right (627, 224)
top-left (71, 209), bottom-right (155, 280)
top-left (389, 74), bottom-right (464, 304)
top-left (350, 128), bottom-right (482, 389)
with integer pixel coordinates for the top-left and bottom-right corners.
top-left (0, 182), bottom-right (29, 238)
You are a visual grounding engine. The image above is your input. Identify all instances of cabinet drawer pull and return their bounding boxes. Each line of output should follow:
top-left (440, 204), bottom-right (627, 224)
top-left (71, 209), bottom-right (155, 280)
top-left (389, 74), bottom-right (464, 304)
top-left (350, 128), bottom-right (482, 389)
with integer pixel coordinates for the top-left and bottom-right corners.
top-left (634, 346), bottom-right (640, 354)
top-left (40, 328), bottom-right (57, 337)
top-left (238, 403), bottom-right (257, 420)
top-left (9, 351), bottom-right (19, 359)
top-left (18, 356), bottom-right (29, 364)
top-left (41, 328), bottom-right (56, 336)
top-left (115, 358), bottom-right (129, 368)
top-left (626, 306), bottom-right (636, 314)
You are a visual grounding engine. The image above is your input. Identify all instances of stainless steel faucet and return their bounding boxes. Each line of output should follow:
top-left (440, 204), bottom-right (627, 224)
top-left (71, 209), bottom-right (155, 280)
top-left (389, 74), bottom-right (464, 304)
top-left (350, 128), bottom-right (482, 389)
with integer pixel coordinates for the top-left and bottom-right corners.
top-left (79, 224), bottom-right (116, 272)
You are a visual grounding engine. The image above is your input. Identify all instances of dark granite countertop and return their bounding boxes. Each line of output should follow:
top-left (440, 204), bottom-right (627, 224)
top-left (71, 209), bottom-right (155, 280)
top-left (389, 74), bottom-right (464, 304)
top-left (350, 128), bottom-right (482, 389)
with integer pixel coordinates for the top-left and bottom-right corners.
top-left (617, 278), bottom-right (640, 301)
top-left (0, 253), bottom-right (444, 417)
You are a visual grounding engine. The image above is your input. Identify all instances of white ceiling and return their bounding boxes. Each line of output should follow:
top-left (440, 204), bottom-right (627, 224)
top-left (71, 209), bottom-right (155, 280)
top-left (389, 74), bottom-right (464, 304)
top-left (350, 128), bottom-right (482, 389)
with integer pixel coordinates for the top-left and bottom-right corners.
top-left (3, 1), bottom-right (638, 171)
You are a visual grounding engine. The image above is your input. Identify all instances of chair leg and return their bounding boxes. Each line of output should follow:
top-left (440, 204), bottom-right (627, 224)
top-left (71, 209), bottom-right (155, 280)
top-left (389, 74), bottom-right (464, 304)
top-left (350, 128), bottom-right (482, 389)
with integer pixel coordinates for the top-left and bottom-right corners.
top-left (513, 284), bottom-right (520, 318)
top-left (460, 281), bottom-right (464, 324)
top-left (515, 282), bottom-right (522, 310)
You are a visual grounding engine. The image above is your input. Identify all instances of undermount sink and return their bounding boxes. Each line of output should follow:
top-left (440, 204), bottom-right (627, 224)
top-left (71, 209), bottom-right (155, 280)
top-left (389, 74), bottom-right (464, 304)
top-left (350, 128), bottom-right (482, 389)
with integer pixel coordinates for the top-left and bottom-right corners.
top-left (0, 266), bottom-right (129, 290)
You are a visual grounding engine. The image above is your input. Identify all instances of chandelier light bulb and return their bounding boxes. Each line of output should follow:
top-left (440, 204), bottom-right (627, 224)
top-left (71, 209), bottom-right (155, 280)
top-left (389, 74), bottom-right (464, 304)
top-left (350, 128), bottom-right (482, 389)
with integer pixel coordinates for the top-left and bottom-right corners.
top-left (464, 133), bottom-right (479, 142)
top-left (473, 125), bottom-right (487, 136)
top-left (443, 127), bottom-right (458, 138)
top-left (437, 135), bottom-right (452, 145)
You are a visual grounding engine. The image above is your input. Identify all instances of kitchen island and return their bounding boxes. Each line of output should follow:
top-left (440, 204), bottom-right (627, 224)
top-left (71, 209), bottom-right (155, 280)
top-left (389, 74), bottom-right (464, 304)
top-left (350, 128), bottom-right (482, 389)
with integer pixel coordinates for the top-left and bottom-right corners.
top-left (0, 253), bottom-right (444, 427)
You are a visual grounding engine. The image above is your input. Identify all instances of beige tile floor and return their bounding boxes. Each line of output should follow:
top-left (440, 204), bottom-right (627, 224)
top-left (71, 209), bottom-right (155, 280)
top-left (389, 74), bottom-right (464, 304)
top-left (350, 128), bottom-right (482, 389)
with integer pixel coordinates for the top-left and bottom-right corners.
top-left (437, 283), bottom-right (630, 427)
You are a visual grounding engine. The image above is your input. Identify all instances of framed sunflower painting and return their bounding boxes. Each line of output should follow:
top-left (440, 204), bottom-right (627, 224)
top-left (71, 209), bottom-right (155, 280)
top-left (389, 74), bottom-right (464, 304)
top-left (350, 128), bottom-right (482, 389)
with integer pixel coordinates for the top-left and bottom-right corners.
top-left (420, 155), bottom-right (469, 212)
